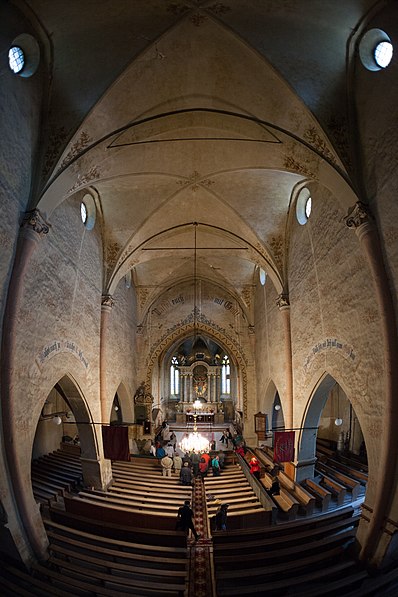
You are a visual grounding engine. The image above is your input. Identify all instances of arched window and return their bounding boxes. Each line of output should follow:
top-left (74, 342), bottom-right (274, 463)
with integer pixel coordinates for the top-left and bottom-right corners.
top-left (170, 356), bottom-right (179, 395)
top-left (221, 355), bottom-right (230, 394)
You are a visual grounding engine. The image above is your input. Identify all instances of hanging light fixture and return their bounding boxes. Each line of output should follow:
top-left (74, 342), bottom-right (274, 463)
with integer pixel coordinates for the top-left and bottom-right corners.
top-left (334, 385), bottom-right (343, 426)
top-left (179, 398), bottom-right (210, 453)
top-left (179, 226), bottom-right (210, 454)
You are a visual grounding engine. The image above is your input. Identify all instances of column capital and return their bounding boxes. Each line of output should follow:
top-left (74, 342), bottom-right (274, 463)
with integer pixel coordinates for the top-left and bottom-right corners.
top-left (101, 294), bottom-right (114, 311)
top-left (344, 201), bottom-right (373, 230)
top-left (276, 293), bottom-right (290, 309)
top-left (21, 209), bottom-right (50, 240)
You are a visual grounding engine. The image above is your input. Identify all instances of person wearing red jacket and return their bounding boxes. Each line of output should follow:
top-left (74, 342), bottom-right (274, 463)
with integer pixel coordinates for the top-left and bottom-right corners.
top-left (249, 456), bottom-right (261, 479)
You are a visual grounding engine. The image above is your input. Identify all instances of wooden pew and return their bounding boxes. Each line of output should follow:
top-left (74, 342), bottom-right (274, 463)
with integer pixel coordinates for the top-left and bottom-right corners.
top-left (48, 508), bottom-right (187, 547)
top-left (64, 494), bottom-right (180, 531)
top-left (212, 506), bottom-right (358, 547)
top-left (318, 473), bottom-right (347, 506)
top-left (254, 448), bottom-right (315, 516)
top-left (259, 473), bottom-right (299, 520)
top-left (322, 457), bottom-right (368, 485)
top-left (316, 462), bottom-right (361, 500)
top-left (302, 478), bottom-right (331, 512)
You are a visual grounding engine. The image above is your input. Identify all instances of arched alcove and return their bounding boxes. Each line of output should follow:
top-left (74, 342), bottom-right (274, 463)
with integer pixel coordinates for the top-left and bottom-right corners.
top-left (296, 373), bottom-right (367, 483)
top-left (110, 382), bottom-right (134, 424)
top-left (32, 375), bottom-right (99, 465)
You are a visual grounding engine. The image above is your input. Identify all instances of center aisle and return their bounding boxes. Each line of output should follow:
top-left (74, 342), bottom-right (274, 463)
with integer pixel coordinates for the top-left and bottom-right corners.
top-left (188, 476), bottom-right (215, 597)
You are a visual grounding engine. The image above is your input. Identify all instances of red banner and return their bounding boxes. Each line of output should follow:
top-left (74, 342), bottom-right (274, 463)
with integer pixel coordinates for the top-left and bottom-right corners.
top-left (274, 431), bottom-right (295, 463)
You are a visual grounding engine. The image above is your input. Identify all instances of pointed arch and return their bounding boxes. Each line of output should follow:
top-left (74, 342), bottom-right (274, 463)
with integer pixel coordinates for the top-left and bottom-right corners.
top-left (145, 320), bottom-right (248, 418)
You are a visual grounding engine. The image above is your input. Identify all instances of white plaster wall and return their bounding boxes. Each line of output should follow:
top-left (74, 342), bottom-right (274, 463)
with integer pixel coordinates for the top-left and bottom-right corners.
top-left (105, 278), bottom-right (137, 422)
top-left (354, 4), bottom-right (398, 550)
top-left (254, 276), bottom-right (287, 418)
top-left (288, 183), bottom-right (384, 506)
top-left (0, 2), bottom-right (46, 560)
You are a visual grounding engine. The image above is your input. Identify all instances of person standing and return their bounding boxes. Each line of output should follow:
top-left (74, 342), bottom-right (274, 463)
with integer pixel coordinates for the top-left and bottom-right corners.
top-left (161, 454), bottom-right (173, 477)
top-left (180, 461), bottom-right (193, 485)
top-left (176, 500), bottom-right (201, 541)
top-left (211, 454), bottom-right (221, 476)
top-left (173, 453), bottom-right (182, 474)
top-left (191, 451), bottom-right (200, 477)
top-left (165, 443), bottom-right (174, 457)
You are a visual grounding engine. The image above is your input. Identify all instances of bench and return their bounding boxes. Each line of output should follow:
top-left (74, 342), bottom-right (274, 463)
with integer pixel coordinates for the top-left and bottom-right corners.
top-left (48, 508), bottom-right (187, 547)
top-left (302, 478), bottom-right (331, 512)
top-left (64, 494), bottom-right (181, 531)
top-left (43, 517), bottom-right (188, 554)
top-left (216, 560), bottom-right (360, 596)
top-left (316, 462), bottom-right (361, 499)
top-left (254, 448), bottom-right (315, 516)
top-left (212, 506), bottom-right (358, 547)
top-left (318, 473), bottom-right (347, 506)
top-left (324, 457), bottom-right (368, 485)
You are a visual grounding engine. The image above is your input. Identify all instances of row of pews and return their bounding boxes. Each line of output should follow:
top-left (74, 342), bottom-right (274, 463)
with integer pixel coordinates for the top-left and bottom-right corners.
top-left (0, 450), bottom-right (189, 596)
top-left (0, 516), bottom-right (188, 596)
top-left (3, 444), bottom-right (398, 596)
top-left (63, 457), bottom-right (192, 531)
top-left (212, 506), bottom-right (369, 596)
top-left (204, 460), bottom-right (274, 528)
top-left (31, 449), bottom-right (83, 506)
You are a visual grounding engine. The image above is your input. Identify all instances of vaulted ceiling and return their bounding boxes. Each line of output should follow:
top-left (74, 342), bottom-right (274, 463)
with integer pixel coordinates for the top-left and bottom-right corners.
top-left (18, 0), bottom-right (382, 312)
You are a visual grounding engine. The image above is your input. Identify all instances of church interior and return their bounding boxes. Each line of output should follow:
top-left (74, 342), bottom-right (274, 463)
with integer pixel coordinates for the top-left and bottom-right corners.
top-left (1, 1), bottom-right (398, 595)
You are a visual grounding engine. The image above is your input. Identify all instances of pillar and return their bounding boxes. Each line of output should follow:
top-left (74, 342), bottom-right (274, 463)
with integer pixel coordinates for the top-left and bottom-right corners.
top-left (345, 202), bottom-right (398, 563)
top-left (100, 294), bottom-right (114, 424)
top-left (1, 209), bottom-right (51, 561)
top-left (276, 294), bottom-right (293, 431)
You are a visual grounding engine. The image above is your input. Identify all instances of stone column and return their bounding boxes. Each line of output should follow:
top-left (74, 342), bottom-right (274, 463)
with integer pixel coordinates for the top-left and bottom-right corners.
top-left (211, 373), bottom-right (217, 404)
top-left (100, 295), bottom-right (114, 424)
top-left (1, 210), bottom-right (51, 561)
top-left (276, 294), bottom-right (293, 431)
top-left (188, 373), bottom-right (192, 402)
top-left (207, 372), bottom-right (212, 402)
top-left (345, 202), bottom-right (398, 563)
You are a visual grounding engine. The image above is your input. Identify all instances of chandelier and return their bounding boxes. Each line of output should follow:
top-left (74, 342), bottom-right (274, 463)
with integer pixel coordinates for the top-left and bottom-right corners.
top-left (179, 399), bottom-right (210, 453)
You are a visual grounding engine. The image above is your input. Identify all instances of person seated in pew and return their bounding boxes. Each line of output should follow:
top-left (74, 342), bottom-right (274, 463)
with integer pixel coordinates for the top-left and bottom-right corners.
top-left (249, 456), bottom-right (261, 479)
top-left (268, 474), bottom-right (281, 496)
top-left (214, 503), bottom-right (229, 531)
top-left (180, 461), bottom-right (193, 485)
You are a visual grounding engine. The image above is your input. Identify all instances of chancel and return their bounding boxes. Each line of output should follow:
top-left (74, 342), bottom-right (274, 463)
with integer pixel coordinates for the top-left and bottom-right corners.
top-left (1, 1), bottom-right (398, 595)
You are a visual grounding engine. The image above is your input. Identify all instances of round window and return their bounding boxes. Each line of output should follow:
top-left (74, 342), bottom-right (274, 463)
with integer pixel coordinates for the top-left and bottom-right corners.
top-left (80, 193), bottom-right (96, 230)
top-left (359, 29), bottom-right (393, 72)
top-left (8, 34), bottom-right (40, 78)
top-left (8, 46), bottom-right (25, 74)
top-left (80, 202), bottom-right (88, 225)
top-left (296, 187), bottom-right (312, 225)
top-left (374, 40), bottom-right (393, 69)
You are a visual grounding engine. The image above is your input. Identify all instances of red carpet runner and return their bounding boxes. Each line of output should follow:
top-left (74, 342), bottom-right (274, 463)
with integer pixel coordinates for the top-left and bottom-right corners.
top-left (188, 477), bottom-right (214, 597)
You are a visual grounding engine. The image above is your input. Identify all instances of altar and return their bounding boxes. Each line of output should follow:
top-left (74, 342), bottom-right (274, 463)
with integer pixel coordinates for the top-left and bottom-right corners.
top-left (176, 411), bottom-right (224, 425)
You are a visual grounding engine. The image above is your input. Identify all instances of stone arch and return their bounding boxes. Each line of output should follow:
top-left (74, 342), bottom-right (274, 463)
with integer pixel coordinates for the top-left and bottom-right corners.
top-left (295, 372), bottom-right (354, 482)
top-left (48, 374), bottom-right (99, 461)
top-left (146, 321), bottom-right (248, 419)
top-left (111, 381), bottom-right (134, 423)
